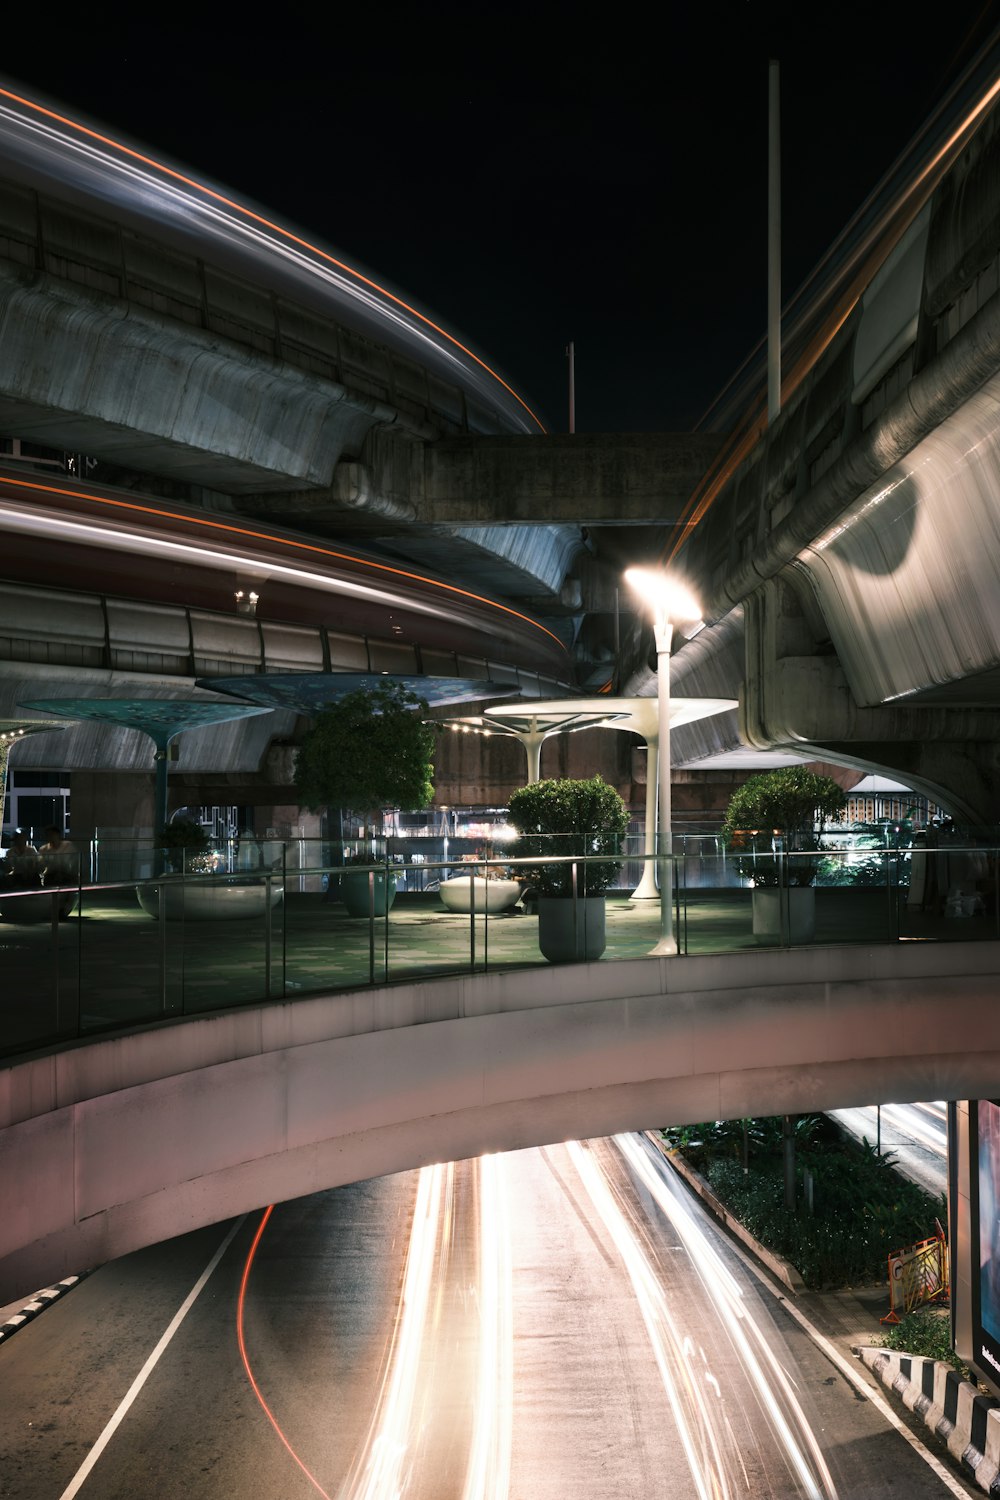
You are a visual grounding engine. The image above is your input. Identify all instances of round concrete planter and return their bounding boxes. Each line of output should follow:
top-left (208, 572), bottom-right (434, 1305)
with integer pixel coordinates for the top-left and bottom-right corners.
top-left (438, 875), bottom-right (522, 914)
top-left (340, 870), bottom-right (396, 918)
top-left (136, 877), bottom-right (283, 921)
top-left (752, 886), bottom-right (816, 944)
top-left (0, 889), bottom-right (77, 923)
top-left (537, 895), bottom-right (607, 962)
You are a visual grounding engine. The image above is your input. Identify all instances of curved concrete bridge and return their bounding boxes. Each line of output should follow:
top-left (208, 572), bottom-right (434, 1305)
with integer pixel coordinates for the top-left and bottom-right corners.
top-left (3, 940), bottom-right (998, 1303)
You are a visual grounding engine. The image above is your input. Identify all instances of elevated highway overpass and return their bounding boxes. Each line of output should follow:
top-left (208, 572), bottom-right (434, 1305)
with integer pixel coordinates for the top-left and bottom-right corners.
top-left (648, 54), bottom-right (1000, 818)
top-left (5, 55), bottom-right (1000, 1333)
top-left (5, 59), bottom-right (1000, 824)
top-left (2, 937), bottom-right (996, 1304)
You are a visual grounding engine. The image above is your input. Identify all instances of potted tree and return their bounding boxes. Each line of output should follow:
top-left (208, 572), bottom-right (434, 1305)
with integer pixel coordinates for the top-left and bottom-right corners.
top-left (721, 767), bottom-right (845, 943)
top-left (294, 681), bottom-right (436, 917)
top-left (508, 776), bottom-right (629, 962)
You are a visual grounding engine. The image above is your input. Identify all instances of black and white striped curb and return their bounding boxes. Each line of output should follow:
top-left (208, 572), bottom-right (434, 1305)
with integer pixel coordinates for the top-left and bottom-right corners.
top-left (0, 1272), bottom-right (91, 1346)
top-left (858, 1345), bottom-right (1000, 1495)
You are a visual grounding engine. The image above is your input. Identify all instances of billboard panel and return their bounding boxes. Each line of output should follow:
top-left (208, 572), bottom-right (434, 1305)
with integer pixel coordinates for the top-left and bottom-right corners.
top-left (970, 1099), bottom-right (1000, 1387)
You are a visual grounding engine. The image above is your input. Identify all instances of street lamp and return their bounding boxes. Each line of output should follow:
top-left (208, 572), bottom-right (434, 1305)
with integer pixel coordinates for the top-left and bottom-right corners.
top-left (624, 568), bottom-right (703, 955)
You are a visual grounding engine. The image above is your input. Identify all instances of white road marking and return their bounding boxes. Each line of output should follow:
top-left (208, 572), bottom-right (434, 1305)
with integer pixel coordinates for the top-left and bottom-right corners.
top-left (58, 1216), bottom-right (247, 1500)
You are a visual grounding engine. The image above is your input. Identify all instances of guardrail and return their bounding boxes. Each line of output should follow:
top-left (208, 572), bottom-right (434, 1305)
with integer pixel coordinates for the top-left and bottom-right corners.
top-left (0, 841), bottom-right (995, 1062)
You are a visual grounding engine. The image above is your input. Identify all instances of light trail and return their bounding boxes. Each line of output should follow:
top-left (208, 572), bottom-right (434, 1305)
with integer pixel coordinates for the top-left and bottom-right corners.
top-left (834, 1102), bottom-right (948, 1159)
top-left (609, 1135), bottom-right (837, 1500)
top-left (565, 1139), bottom-right (733, 1500)
top-left (345, 1162), bottom-right (447, 1500)
top-left (0, 86), bottom-right (545, 433)
top-left (0, 472), bottom-right (569, 657)
top-left (462, 1154), bottom-right (514, 1500)
top-left (236, 1205), bottom-right (336, 1500)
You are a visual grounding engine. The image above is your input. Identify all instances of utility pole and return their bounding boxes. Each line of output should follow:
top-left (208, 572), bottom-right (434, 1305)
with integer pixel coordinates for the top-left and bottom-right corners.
top-left (768, 59), bottom-right (781, 425)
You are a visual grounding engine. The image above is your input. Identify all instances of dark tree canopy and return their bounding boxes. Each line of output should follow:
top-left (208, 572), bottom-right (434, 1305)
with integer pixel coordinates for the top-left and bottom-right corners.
top-left (721, 767), bottom-right (846, 888)
top-left (721, 768), bottom-right (845, 842)
top-left (294, 682), bottom-right (436, 815)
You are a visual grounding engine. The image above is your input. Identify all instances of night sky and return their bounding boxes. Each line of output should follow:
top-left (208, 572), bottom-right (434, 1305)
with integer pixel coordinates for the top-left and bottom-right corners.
top-left (4, 4), bottom-right (997, 433)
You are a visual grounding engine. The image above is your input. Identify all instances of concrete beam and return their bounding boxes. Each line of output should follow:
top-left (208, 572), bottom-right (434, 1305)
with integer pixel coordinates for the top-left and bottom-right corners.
top-left (0, 264), bottom-right (393, 492)
top-left (419, 433), bottom-right (723, 525)
top-left (242, 432), bottom-right (723, 531)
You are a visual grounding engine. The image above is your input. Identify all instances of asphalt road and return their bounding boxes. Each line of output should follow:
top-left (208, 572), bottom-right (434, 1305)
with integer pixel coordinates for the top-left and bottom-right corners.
top-left (0, 1136), bottom-right (976, 1499)
top-left (829, 1102), bottom-right (948, 1198)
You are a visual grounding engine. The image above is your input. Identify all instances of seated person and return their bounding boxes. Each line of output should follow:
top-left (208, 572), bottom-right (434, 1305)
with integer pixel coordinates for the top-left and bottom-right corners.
top-left (39, 825), bottom-right (78, 915)
top-left (3, 829), bottom-right (42, 887)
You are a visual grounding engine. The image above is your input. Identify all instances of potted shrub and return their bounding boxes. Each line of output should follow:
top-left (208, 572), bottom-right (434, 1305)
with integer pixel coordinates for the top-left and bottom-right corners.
top-left (721, 767), bottom-right (845, 943)
top-left (295, 681), bottom-right (436, 916)
top-left (508, 776), bottom-right (629, 962)
top-left (157, 817), bottom-right (212, 873)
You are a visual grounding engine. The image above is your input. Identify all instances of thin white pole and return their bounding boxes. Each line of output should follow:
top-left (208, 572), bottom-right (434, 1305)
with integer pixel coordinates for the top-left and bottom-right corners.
top-left (768, 59), bottom-right (781, 425)
top-left (652, 617), bottom-right (677, 955)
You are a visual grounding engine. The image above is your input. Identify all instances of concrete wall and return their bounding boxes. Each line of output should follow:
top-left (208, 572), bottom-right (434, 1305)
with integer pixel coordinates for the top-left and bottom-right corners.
top-left (3, 939), bottom-right (999, 1304)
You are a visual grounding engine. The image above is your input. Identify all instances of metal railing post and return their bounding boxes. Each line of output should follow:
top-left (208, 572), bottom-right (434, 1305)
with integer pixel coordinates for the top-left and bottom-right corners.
top-left (264, 870), bottom-right (272, 1000)
top-left (572, 860), bottom-right (579, 953)
top-left (282, 844), bottom-right (288, 996)
top-left (368, 867), bottom-right (376, 986)
top-left (159, 877), bottom-right (169, 1013)
top-left (384, 850), bottom-right (391, 983)
top-left (483, 860), bottom-right (489, 973)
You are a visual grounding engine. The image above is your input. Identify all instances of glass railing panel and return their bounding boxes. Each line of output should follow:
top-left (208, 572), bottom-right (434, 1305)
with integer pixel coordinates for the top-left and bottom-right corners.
top-left (281, 858), bottom-right (387, 996)
top-left (5, 839), bottom-right (1000, 1063)
top-left (0, 882), bottom-right (79, 1051)
top-left (78, 877), bottom-right (186, 1033)
top-left (894, 840), bottom-right (1000, 941)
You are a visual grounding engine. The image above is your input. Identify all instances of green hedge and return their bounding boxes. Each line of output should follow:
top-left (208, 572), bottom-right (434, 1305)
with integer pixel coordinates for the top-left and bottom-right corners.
top-left (662, 1116), bottom-right (944, 1289)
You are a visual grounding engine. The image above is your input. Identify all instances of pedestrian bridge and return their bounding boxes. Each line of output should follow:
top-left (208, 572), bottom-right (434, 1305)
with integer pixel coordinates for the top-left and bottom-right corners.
top-left (2, 938), bottom-right (996, 1303)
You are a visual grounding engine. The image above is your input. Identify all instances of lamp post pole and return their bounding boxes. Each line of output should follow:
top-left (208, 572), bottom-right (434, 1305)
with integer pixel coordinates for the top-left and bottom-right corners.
top-left (624, 567), bottom-right (703, 958)
top-left (652, 609), bottom-right (677, 956)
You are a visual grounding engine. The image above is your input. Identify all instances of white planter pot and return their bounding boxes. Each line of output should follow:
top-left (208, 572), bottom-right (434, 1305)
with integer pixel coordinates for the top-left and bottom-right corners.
top-left (537, 896), bottom-right (607, 962)
top-left (0, 889), bottom-right (77, 923)
top-left (752, 886), bottom-right (815, 944)
top-left (438, 876), bottom-right (522, 914)
top-left (137, 878), bottom-right (284, 921)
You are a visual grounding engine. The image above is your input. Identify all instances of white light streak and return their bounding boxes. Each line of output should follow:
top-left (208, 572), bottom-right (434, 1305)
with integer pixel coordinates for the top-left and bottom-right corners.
top-left (462, 1154), bottom-right (514, 1500)
top-left (0, 503), bottom-right (456, 622)
top-left (566, 1139), bottom-right (730, 1500)
top-left (344, 1162), bottom-right (445, 1500)
top-left (614, 1134), bottom-right (838, 1500)
top-left (0, 98), bottom-right (541, 433)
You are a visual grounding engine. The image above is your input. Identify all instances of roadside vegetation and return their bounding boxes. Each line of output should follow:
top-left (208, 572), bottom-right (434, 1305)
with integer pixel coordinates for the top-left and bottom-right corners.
top-left (660, 1114), bottom-right (946, 1290)
top-left (876, 1307), bottom-right (974, 1381)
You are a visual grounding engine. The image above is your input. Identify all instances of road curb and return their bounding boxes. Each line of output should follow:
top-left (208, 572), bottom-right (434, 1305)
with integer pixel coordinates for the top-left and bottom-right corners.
top-left (857, 1345), bottom-right (1000, 1494)
top-left (643, 1131), bottom-right (806, 1293)
top-left (0, 1272), bottom-right (90, 1346)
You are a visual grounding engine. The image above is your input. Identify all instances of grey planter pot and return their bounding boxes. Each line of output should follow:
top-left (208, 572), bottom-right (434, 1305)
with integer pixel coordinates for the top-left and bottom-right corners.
top-left (341, 869), bottom-right (396, 917)
top-left (752, 886), bottom-right (816, 944)
top-left (537, 896), bottom-right (607, 962)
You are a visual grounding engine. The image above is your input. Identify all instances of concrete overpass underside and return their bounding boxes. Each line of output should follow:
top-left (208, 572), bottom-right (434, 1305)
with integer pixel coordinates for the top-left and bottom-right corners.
top-left (653, 110), bottom-right (1000, 814)
top-left (2, 940), bottom-right (997, 1304)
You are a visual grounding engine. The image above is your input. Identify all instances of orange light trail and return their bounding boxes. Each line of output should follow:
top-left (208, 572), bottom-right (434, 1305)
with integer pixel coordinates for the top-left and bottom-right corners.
top-left (0, 85), bottom-right (546, 434)
top-left (236, 1205), bottom-right (336, 1500)
top-left (0, 473), bottom-right (568, 653)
